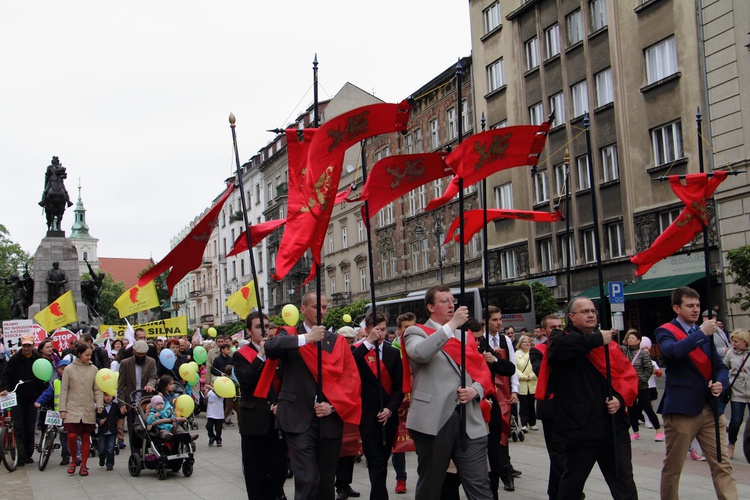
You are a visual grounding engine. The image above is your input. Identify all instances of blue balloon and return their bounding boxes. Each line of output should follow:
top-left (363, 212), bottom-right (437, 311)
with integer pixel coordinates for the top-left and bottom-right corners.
top-left (159, 348), bottom-right (175, 370)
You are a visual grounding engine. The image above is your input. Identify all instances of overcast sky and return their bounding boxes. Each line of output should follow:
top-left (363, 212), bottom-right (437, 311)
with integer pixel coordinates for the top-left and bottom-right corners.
top-left (0, 1), bottom-right (471, 262)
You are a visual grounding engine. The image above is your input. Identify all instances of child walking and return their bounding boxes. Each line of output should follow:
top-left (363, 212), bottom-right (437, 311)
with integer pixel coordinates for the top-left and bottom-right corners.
top-left (97, 393), bottom-right (118, 470)
top-left (203, 384), bottom-right (224, 447)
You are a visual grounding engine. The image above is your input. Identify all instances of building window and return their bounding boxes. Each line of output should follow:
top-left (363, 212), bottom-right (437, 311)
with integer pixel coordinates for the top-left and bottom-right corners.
top-left (360, 267), bottom-right (367, 292)
top-left (545, 23), bottom-right (560, 59)
top-left (468, 235), bottom-right (479, 259)
top-left (414, 128), bottom-right (423, 153)
top-left (534, 170), bottom-right (549, 204)
top-left (408, 190), bottom-right (417, 216)
top-left (256, 251), bottom-right (263, 273)
top-left (357, 220), bottom-right (365, 242)
top-left (496, 182), bottom-right (513, 209)
top-left (492, 119), bottom-right (508, 129)
top-left (529, 102), bottom-right (544, 125)
top-left (554, 163), bottom-right (567, 197)
top-left (341, 227), bottom-right (348, 249)
top-left (240, 258), bottom-right (246, 277)
top-left (646, 36), bottom-right (678, 84)
top-left (447, 107), bottom-right (457, 140)
top-left (590, 0), bottom-right (607, 31)
top-left (487, 58), bottom-right (504, 92)
top-left (582, 229), bottom-right (596, 263)
top-left (549, 92), bottom-right (565, 127)
top-left (330, 276), bottom-right (336, 295)
top-left (483, 2), bottom-right (501, 34)
top-left (418, 185), bottom-right (427, 210)
top-left (421, 239), bottom-right (429, 271)
top-left (525, 36), bottom-right (539, 70)
top-left (559, 234), bottom-right (576, 267)
top-left (571, 80), bottom-right (589, 117)
top-left (328, 231), bottom-right (334, 253)
top-left (500, 249), bottom-right (517, 279)
top-left (652, 121), bottom-right (683, 166)
top-left (595, 68), bottom-right (613, 107)
top-left (377, 202), bottom-right (395, 227)
top-left (659, 209), bottom-right (681, 232)
top-left (411, 242), bottom-right (421, 272)
top-left (433, 179), bottom-right (443, 199)
top-left (268, 183), bottom-right (273, 203)
top-left (601, 145), bottom-right (619, 182)
top-left (430, 119), bottom-right (440, 150)
top-left (344, 273), bottom-right (350, 293)
top-left (539, 240), bottom-right (554, 272)
top-left (405, 133), bottom-right (414, 154)
top-left (390, 249), bottom-right (397, 277)
top-left (576, 156), bottom-right (591, 190)
top-left (380, 251), bottom-right (388, 279)
top-left (567, 9), bottom-right (583, 45)
top-left (461, 99), bottom-right (469, 132)
top-left (607, 223), bottom-right (625, 258)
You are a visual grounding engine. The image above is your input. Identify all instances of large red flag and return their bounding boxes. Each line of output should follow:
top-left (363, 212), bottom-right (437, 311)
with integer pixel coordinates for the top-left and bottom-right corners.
top-left (138, 183), bottom-right (234, 293)
top-left (226, 218), bottom-right (287, 258)
top-left (425, 123), bottom-right (551, 211)
top-left (630, 171), bottom-right (727, 276)
top-left (358, 153), bottom-right (452, 225)
top-left (445, 209), bottom-right (565, 244)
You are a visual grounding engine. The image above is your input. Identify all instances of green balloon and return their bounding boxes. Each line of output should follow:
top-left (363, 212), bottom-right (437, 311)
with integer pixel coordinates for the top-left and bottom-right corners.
top-left (193, 346), bottom-right (207, 365)
top-left (188, 372), bottom-right (199, 387)
top-left (32, 358), bottom-right (53, 382)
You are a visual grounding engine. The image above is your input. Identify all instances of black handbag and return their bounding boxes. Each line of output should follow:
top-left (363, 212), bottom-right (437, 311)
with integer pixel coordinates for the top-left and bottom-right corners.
top-left (720, 352), bottom-right (749, 404)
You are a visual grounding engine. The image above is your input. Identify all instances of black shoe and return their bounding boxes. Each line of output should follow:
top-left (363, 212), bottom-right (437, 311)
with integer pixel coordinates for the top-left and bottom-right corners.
top-left (503, 480), bottom-right (515, 492)
top-left (25, 457), bottom-right (34, 464)
top-left (106, 465), bottom-right (113, 471)
top-left (344, 487), bottom-right (360, 498)
top-left (118, 441), bottom-right (126, 449)
top-left (99, 458), bottom-right (105, 467)
top-left (335, 491), bottom-right (347, 500)
top-left (511, 468), bottom-right (522, 477)
top-left (60, 457), bottom-right (70, 466)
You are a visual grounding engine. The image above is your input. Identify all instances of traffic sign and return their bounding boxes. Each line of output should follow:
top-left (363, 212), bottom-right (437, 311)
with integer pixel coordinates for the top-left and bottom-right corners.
top-left (608, 281), bottom-right (625, 304)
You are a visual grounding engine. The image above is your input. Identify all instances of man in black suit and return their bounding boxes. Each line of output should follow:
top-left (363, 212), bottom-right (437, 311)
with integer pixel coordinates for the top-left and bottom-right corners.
top-left (265, 292), bottom-right (361, 500)
top-left (233, 311), bottom-right (288, 500)
top-left (352, 313), bottom-right (404, 500)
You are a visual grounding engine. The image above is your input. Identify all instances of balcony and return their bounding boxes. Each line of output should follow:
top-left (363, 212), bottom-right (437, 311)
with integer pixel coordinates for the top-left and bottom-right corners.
top-left (200, 258), bottom-right (212, 268)
top-left (200, 314), bottom-right (215, 324)
top-left (276, 182), bottom-right (288, 197)
top-left (331, 292), bottom-right (351, 306)
top-left (189, 290), bottom-right (201, 298)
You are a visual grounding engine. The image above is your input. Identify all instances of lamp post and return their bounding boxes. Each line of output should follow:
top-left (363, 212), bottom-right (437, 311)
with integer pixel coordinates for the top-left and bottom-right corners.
top-left (416, 218), bottom-right (445, 285)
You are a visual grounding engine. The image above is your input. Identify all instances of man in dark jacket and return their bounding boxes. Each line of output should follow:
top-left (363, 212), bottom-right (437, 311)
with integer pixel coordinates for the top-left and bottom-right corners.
top-left (547, 298), bottom-right (638, 500)
top-left (233, 311), bottom-right (287, 500)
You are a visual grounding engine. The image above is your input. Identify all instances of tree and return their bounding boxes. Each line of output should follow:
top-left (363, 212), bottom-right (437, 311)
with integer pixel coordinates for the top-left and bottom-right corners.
top-left (727, 245), bottom-right (750, 311)
top-left (324, 299), bottom-right (369, 333)
top-left (0, 224), bottom-right (32, 321)
top-left (527, 281), bottom-right (559, 324)
top-left (81, 272), bottom-right (126, 325)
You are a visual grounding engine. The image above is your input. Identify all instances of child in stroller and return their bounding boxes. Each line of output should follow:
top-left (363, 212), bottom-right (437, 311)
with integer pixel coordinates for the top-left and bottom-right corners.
top-left (146, 395), bottom-right (195, 442)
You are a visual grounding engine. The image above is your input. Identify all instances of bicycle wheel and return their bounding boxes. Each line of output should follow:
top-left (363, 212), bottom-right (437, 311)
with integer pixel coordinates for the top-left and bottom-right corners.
top-left (0, 426), bottom-right (19, 472)
top-left (39, 429), bottom-right (55, 471)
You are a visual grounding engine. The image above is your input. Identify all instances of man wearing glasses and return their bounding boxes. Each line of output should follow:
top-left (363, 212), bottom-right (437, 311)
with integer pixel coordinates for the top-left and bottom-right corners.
top-left (547, 297), bottom-right (639, 500)
top-left (402, 285), bottom-right (493, 500)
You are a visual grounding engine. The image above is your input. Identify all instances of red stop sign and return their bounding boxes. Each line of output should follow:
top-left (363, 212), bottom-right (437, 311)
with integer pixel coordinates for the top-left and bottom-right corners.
top-left (50, 328), bottom-right (78, 353)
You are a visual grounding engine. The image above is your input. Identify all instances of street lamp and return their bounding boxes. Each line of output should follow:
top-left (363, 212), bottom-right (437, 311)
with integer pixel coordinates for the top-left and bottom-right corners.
top-left (416, 218), bottom-right (445, 284)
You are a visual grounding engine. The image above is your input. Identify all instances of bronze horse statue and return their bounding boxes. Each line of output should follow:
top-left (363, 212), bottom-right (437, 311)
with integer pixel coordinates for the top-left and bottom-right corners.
top-left (40, 156), bottom-right (73, 231)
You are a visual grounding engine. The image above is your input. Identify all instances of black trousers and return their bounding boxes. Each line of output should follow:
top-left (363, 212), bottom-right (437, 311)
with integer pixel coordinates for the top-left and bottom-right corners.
top-left (629, 388), bottom-right (661, 432)
top-left (205, 417), bottom-right (223, 441)
top-left (12, 399), bottom-right (37, 461)
top-left (286, 419), bottom-right (341, 500)
top-left (241, 430), bottom-right (288, 500)
top-left (335, 455), bottom-right (355, 490)
top-left (360, 419), bottom-right (399, 500)
top-left (541, 417), bottom-right (566, 500)
top-left (558, 442), bottom-right (638, 500)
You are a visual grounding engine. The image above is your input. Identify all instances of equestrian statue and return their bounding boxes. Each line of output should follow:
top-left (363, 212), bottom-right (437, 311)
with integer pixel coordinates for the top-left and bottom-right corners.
top-left (39, 156), bottom-right (73, 231)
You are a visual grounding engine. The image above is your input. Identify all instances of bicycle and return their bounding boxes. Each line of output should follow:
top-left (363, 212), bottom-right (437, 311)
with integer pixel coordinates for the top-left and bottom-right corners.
top-left (35, 405), bottom-right (63, 471)
top-left (0, 380), bottom-right (27, 472)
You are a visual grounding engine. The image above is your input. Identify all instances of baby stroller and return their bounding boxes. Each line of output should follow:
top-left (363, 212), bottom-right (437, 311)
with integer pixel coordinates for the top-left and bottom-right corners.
top-left (509, 401), bottom-right (524, 442)
top-left (173, 382), bottom-right (200, 430)
top-left (127, 390), bottom-right (195, 480)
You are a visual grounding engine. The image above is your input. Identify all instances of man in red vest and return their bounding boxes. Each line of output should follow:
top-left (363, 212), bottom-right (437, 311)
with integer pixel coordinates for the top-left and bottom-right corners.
top-left (656, 286), bottom-right (737, 499)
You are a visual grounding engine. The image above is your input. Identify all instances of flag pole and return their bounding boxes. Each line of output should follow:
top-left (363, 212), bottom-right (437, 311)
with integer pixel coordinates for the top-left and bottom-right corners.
top-left (697, 107), bottom-right (722, 463)
top-left (455, 58), bottom-right (468, 452)
top-left (313, 54), bottom-right (324, 406)
top-left (360, 143), bottom-right (386, 446)
top-left (229, 114), bottom-right (266, 339)
top-left (480, 113), bottom-right (489, 346)
top-left (584, 112), bottom-right (618, 477)
top-left (563, 149), bottom-right (572, 302)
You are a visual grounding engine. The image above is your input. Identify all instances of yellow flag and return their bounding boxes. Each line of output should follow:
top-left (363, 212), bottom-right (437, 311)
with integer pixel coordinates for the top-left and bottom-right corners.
top-left (34, 290), bottom-right (77, 332)
top-left (225, 280), bottom-right (258, 319)
top-left (114, 281), bottom-right (160, 318)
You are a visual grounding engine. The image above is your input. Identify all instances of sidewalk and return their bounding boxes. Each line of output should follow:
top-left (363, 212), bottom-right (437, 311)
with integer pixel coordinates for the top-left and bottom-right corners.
top-left (3, 414), bottom-right (748, 499)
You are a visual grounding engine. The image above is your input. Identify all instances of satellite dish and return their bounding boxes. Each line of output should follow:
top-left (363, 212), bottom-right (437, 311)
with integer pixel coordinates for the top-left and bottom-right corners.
top-left (346, 164), bottom-right (355, 173)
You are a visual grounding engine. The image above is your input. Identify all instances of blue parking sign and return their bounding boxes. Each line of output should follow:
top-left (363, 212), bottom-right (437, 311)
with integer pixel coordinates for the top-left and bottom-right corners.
top-left (608, 281), bottom-right (624, 304)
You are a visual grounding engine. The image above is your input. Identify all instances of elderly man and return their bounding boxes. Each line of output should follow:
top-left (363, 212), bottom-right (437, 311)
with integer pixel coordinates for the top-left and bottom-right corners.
top-left (402, 285), bottom-right (493, 500)
top-left (547, 298), bottom-right (638, 499)
top-left (118, 340), bottom-right (157, 453)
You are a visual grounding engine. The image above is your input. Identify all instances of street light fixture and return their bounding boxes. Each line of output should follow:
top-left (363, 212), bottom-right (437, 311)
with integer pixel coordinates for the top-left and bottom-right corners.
top-left (416, 218), bottom-right (445, 284)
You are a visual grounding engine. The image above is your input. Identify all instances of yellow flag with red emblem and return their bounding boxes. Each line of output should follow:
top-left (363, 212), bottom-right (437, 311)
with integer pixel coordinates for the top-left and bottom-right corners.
top-left (34, 290), bottom-right (77, 332)
top-left (225, 280), bottom-right (258, 319)
top-left (114, 281), bottom-right (160, 318)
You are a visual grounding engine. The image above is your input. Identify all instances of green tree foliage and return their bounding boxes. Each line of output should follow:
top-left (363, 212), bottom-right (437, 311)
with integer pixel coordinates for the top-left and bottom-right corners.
top-left (727, 245), bottom-right (750, 311)
top-left (324, 299), bottom-right (369, 332)
top-left (0, 225), bottom-right (32, 321)
top-left (217, 321), bottom-right (244, 338)
top-left (81, 272), bottom-right (126, 325)
top-left (527, 281), bottom-right (559, 324)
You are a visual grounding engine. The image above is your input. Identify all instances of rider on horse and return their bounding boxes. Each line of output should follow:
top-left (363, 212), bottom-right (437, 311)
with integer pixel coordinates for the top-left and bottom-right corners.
top-left (39, 156), bottom-right (73, 208)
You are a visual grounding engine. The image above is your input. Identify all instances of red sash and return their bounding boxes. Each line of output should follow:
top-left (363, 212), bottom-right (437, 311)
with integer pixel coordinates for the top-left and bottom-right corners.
top-left (362, 345), bottom-right (393, 397)
top-left (660, 322), bottom-right (712, 381)
top-left (238, 345), bottom-right (280, 396)
top-left (255, 326), bottom-right (361, 425)
top-left (534, 343), bottom-right (553, 401)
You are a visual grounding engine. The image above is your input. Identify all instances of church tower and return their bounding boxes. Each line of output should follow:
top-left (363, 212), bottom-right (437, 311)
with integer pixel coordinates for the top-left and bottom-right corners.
top-left (69, 179), bottom-right (100, 276)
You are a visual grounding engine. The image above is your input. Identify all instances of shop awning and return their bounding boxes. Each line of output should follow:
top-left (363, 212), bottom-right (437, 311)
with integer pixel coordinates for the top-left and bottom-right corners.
top-left (622, 272), bottom-right (704, 301)
top-left (575, 285), bottom-right (608, 302)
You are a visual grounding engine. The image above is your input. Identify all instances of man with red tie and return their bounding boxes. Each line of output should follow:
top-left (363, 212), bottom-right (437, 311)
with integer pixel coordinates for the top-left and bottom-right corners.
top-left (352, 313), bottom-right (404, 500)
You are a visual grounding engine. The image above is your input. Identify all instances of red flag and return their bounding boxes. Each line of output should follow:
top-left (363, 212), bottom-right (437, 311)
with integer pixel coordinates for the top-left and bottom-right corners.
top-left (630, 172), bottom-right (727, 275)
top-left (425, 124), bottom-right (551, 211)
top-left (226, 218), bottom-right (287, 258)
top-left (445, 209), bottom-right (564, 244)
top-left (358, 153), bottom-right (452, 224)
top-left (139, 183), bottom-right (234, 292)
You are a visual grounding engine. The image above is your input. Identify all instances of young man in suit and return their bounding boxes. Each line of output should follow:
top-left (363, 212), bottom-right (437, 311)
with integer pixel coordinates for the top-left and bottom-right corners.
top-left (233, 311), bottom-right (288, 500)
top-left (402, 285), bottom-right (493, 500)
top-left (352, 313), bottom-right (404, 500)
top-left (264, 292), bottom-right (361, 500)
top-left (656, 287), bottom-right (738, 500)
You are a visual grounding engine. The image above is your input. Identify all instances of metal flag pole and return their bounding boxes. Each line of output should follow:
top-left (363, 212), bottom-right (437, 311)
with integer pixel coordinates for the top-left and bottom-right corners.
top-left (312, 54), bottom-right (323, 406)
top-left (229, 114), bottom-right (266, 339)
top-left (584, 112), bottom-right (618, 477)
top-left (564, 150), bottom-right (572, 303)
top-left (697, 107), bottom-right (722, 463)
top-left (455, 59), bottom-right (467, 451)
top-left (480, 113), bottom-right (490, 346)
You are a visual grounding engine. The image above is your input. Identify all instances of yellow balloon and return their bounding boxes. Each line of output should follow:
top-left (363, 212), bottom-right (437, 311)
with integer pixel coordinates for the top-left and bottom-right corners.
top-left (213, 376), bottom-right (236, 399)
top-left (179, 363), bottom-right (196, 381)
top-left (95, 368), bottom-right (117, 396)
top-left (282, 304), bottom-right (299, 326)
top-left (174, 394), bottom-right (195, 417)
top-left (342, 313), bottom-right (352, 323)
top-left (189, 361), bottom-right (199, 373)
top-left (207, 327), bottom-right (218, 338)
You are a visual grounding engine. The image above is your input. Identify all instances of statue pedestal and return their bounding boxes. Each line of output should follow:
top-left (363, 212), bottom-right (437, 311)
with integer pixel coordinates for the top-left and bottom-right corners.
top-left (28, 236), bottom-right (89, 326)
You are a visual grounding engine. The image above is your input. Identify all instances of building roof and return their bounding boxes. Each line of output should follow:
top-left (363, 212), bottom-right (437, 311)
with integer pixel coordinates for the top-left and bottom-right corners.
top-left (98, 257), bottom-right (154, 289)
